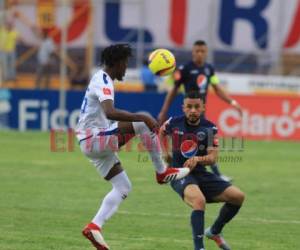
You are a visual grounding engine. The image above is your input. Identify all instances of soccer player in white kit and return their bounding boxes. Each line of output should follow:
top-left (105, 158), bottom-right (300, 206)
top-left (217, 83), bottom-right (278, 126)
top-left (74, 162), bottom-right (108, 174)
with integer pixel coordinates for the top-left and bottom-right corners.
top-left (76, 44), bottom-right (190, 250)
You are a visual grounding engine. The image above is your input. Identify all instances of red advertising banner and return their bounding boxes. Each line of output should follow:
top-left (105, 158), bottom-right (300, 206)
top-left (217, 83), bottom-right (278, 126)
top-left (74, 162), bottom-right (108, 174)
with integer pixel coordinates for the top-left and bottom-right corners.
top-left (206, 94), bottom-right (300, 141)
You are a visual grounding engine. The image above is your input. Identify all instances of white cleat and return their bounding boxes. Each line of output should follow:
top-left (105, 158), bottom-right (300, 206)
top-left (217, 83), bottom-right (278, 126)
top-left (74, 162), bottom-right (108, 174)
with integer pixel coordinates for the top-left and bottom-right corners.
top-left (156, 167), bottom-right (190, 184)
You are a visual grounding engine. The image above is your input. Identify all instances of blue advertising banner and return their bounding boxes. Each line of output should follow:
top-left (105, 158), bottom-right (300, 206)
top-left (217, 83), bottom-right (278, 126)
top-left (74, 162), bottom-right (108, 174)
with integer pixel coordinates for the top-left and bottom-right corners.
top-left (2, 89), bottom-right (183, 130)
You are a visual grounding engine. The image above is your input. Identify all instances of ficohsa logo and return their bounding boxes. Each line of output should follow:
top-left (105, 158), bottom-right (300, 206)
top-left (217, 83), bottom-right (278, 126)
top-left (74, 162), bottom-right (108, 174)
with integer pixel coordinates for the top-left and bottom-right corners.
top-left (180, 140), bottom-right (198, 158)
top-left (219, 101), bottom-right (300, 138)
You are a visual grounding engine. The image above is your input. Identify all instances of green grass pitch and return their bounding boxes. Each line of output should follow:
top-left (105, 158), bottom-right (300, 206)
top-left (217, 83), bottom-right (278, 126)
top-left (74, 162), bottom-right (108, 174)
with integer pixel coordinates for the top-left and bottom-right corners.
top-left (0, 131), bottom-right (299, 250)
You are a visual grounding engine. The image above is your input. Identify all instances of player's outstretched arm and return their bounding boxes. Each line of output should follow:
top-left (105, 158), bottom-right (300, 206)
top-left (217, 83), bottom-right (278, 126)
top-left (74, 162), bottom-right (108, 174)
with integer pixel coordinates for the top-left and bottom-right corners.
top-left (101, 99), bottom-right (158, 131)
top-left (158, 85), bottom-right (180, 124)
top-left (212, 84), bottom-right (243, 116)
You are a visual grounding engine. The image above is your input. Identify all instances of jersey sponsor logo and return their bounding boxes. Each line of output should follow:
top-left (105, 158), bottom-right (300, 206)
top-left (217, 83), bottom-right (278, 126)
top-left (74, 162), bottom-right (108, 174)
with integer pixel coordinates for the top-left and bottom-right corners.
top-left (103, 87), bottom-right (112, 95)
top-left (180, 140), bottom-right (198, 158)
top-left (174, 130), bottom-right (184, 135)
top-left (197, 74), bottom-right (208, 89)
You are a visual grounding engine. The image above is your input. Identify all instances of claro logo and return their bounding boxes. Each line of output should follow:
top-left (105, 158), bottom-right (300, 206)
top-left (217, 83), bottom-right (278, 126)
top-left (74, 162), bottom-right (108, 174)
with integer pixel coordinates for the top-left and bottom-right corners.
top-left (219, 101), bottom-right (300, 138)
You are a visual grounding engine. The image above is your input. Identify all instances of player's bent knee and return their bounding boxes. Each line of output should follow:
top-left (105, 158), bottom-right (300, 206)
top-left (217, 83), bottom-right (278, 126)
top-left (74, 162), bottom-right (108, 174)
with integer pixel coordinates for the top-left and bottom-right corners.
top-left (236, 190), bottom-right (245, 205)
top-left (230, 189), bottom-right (245, 205)
top-left (184, 185), bottom-right (206, 210)
top-left (191, 196), bottom-right (206, 210)
top-left (118, 179), bottom-right (132, 198)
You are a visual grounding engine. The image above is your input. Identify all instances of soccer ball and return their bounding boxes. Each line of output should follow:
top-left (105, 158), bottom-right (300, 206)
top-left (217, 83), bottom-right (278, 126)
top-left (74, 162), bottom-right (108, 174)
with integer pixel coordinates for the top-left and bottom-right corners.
top-left (148, 49), bottom-right (176, 76)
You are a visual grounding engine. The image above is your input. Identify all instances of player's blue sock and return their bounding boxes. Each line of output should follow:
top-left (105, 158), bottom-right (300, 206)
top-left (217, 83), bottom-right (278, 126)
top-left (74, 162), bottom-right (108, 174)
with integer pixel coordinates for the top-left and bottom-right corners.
top-left (211, 203), bottom-right (241, 234)
top-left (191, 210), bottom-right (205, 250)
top-left (210, 164), bottom-right (221, 176)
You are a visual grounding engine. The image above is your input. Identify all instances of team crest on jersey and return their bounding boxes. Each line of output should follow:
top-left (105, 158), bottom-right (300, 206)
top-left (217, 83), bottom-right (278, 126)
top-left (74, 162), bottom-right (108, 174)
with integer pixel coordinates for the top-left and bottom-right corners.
top-left (180, 140), bottom-right (198, 158)
top-left (197, 131), bottom-right (206, 141)
top-left (197, 74), bottom-right (207, 88)
top-left (103, 74), bottom-right (108, 84)
top-left (204, 67), bottom-right (211, 75)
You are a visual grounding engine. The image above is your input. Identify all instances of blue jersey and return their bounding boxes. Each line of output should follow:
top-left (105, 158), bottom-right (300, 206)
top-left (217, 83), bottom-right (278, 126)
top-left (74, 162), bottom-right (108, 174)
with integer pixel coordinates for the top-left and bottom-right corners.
top-left (164, 115), bottom-right (219, 172)
top-left (174, 61), bottom-right (220, 104)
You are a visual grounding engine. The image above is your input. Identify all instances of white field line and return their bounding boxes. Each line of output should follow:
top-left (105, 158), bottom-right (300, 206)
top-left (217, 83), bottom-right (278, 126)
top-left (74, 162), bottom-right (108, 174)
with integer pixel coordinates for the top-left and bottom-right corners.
top-left (118, 210), bottom-right (300, 225)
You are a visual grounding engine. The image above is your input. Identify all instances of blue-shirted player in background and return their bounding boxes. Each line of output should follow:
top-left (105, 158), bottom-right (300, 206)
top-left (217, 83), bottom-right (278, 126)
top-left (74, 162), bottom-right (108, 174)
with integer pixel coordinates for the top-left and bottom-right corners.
top-left (159, 91), bottom-right (245, 250)
top-left (158, 40), bottom-right (243, 181)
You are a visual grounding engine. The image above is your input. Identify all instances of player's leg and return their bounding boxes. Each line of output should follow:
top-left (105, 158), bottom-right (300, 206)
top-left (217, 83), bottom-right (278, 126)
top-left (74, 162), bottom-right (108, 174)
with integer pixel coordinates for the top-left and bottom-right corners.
top-left (196, 171), bottom-right (234, 250)
top-left (184, 184), bottom-right (206, 250)
top-left (118, 121), bottom-right (190, 183)
top-left (205, 186), bottom-right (244, 250)
top-left (210, 186), bottom-right (245, 234)
top-left (80, 135), bottom-right (131, 250)
top-left (82, 163), bottom-right (132, 250)
top-left (92, 163), bottom-right (132, 227)
top-left (171, 175), bottom-right (206, 250)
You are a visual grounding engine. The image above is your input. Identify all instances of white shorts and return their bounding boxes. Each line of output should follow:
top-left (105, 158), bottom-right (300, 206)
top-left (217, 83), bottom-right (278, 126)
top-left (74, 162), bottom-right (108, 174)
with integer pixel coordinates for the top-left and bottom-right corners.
top-left (79, 123), bottom-right (120, 177)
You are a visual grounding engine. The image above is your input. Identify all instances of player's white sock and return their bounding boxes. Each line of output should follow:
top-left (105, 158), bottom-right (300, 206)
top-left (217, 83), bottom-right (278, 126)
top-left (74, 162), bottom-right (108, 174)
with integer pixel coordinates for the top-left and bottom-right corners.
top-left (92, 171), bottom-right (132, 228)
top-left (132, 122), bottom-right (167, 174)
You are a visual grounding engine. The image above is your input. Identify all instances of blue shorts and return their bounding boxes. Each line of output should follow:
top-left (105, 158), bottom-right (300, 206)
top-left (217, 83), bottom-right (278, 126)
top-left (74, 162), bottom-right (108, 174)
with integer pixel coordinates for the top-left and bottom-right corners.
top-left (170, 170), bottom-right (231, 203)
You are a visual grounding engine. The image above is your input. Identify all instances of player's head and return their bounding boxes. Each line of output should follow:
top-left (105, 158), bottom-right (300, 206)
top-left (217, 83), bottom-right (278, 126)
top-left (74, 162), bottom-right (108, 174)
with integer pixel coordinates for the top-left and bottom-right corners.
top-left (101, 44), bottom-right (132, 81)
top-left (192, 40), bottom-right (207, 65)
top-left (183, 91), bottom-right (204, 124)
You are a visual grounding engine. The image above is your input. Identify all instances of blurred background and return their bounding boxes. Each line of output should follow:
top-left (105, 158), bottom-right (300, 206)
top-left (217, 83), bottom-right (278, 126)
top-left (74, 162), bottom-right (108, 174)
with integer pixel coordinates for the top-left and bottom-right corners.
top-left (0, 0), bottom-right (300, 141)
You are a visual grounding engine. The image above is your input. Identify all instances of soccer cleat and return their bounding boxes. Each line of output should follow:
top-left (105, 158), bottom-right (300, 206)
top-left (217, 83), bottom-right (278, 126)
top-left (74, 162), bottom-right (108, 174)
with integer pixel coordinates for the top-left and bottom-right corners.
top-left (156, 167), bottom-right (190, 184)
top-left (82, 223), bottom-right (110, 250)
top-left (205, 227), bottom-right (231, 250)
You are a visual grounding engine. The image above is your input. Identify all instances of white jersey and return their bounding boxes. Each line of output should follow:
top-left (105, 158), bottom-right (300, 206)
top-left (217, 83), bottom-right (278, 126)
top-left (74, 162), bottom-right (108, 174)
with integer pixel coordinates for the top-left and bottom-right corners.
top-left (76, 69), bottom-right (115, 140)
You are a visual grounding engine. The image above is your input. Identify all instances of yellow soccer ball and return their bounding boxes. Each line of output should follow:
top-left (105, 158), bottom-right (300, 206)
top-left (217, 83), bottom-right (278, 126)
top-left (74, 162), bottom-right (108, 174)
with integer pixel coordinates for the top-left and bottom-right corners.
top-left (148, 49), bottom-right (176, 76)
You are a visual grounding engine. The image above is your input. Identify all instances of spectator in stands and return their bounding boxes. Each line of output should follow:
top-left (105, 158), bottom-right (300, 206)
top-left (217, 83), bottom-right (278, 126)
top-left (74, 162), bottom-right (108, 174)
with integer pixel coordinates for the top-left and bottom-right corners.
top-left (35, 30), bottom-right (56, 89)
top-left (0, 20), bottom-right (20, 81)
top-left (140, 59), bottom-right (158, 92)
top-left (70, 62), bottom-right (89, 90)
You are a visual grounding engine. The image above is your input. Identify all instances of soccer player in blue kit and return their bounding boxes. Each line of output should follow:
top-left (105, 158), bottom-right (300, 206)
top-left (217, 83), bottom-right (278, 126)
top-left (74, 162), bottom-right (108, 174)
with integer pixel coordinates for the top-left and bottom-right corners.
top-left (158, 40), bottom-right (243, 181)
top-left (159, 91), bottom-right (245, 250)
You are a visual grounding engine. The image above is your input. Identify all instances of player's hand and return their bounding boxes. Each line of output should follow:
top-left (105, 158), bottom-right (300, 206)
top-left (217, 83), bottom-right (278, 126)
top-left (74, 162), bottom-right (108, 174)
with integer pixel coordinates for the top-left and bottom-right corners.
top-left (231, 100), bottom-right (243, 116)
top-left (157, 111), bottom-right (167, 125)
top-left (183, 157), bottom-right (199, 170)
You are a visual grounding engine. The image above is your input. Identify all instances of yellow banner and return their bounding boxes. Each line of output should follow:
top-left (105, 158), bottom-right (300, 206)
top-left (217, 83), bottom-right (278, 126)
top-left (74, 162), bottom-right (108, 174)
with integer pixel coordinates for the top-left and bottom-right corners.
top-left (37, 0), bottom-right (55, 28)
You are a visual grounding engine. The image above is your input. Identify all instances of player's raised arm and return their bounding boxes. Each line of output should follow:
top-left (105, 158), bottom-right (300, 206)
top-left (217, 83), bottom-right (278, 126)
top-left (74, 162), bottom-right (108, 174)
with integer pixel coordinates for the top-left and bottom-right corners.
top-left (101, 99), bottom-right (158, 132)
top-left (158, 85), bottom-right (180, 124)
top-left (158, 67), bottom-right (185, 124)
top-left (211, 81), bottom-right (243, 116)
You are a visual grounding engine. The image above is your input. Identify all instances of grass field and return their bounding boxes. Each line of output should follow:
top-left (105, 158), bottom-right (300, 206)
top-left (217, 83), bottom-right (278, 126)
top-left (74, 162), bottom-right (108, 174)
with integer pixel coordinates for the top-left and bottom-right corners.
top-left (0, 131), bottom-right (300, 250)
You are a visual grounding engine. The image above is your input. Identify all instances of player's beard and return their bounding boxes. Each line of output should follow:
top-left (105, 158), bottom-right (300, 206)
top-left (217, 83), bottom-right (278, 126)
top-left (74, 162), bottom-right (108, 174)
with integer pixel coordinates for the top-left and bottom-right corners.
top-left (187, 114), bottom-right (200, 125)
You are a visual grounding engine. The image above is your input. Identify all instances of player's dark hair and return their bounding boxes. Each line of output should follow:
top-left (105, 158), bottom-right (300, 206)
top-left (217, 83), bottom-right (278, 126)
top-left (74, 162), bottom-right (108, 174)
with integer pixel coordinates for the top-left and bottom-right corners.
top-left (193, 40), bottom-right (207, 46)
top-left (101, 43), bottom-right (132, 67)
top-left (184, 91), bottom-right (202, 101)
